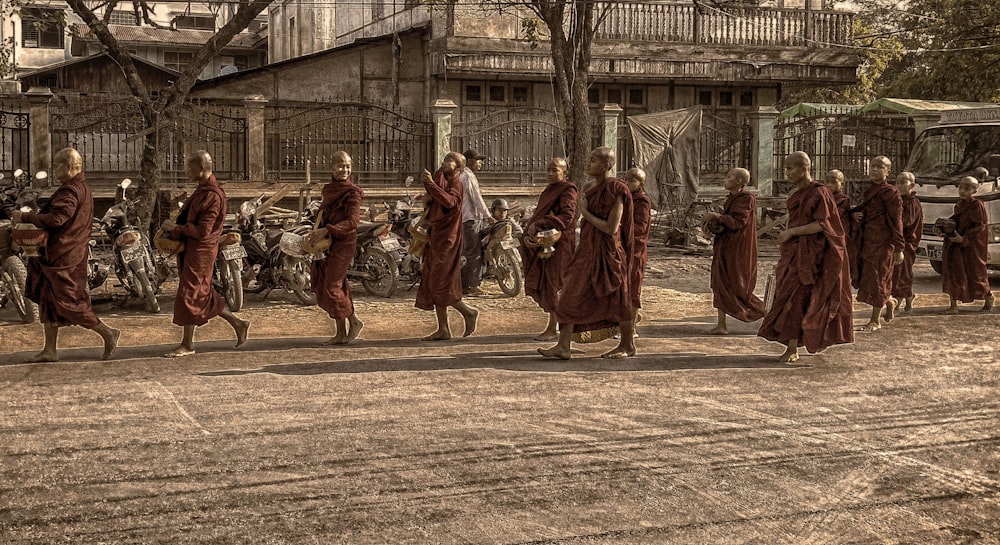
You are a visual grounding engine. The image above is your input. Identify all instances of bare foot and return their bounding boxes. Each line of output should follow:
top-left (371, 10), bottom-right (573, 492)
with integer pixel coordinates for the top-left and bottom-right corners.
top-left (26, 351), bottom-right (58, 363)
top-left (463, 307), bottom-right (479, 337)
top-left (537, 346), bottom-right (571, 360)
top-left (778, 349), bottom-right (800, 363)
top-left (855, 321), bottom-right (881, 332)
top-left (422, 330), bottom-right (452, 341)
top-left (533, 331), bottom-right (558, 341)
top-left (347, 316), bottom-right (364, 342)
top-left (163, 347), bottom-right (196, 358)
top-left (601, 346), bottom-right (636, 359)
top-left (705, 326), bottom-right (729, 335)
top-left (983, 293), bottom-right (995, 312)
top-left (322, 336), bottom-right (347, 346)
top-left (102, 328), bottom-right (121, 360)
top-left (883, 298), bottom-right (896, 322)
top-left (235, 319), bottom-right (251, 348)
top-left (902, 296), bottom-right (914, 313)
top-left (943, 306), bottom-right (960, 315)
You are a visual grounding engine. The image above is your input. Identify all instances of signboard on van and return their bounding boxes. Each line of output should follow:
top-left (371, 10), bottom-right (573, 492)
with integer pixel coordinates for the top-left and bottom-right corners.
top-left (939, 107), bottom-right (1000, 124)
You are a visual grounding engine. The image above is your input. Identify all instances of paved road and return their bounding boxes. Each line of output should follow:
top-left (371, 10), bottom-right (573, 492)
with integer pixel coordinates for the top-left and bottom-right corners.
top-left (1, 294), bottom-right (998, 543)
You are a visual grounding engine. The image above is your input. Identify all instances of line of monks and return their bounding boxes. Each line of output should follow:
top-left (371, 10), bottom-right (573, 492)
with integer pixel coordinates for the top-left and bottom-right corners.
top-left (14, 147), bottom-right (994, 364)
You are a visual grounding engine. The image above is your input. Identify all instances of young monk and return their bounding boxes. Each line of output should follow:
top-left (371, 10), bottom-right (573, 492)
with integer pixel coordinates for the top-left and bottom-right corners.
top-left (520, 157), bottom-right (578, 341)
top-left (758, 151), bottom-right (854, 363)
top-left (305, 151), bottom-right (364, 344)
top-left (852, 156), bottom-right (904, 332)
top-left (825, 169), bottom-right (857, 273)
top-left (538, 147), bottom-right (634, 360)
top-left (416, 151), bottom-right (479, 340)
top-left (942, 177), bottom-right (994, 313)
top-left (703, 167), bottom-right (764, 334)
top-left (626, 167), bottom-right (652, 335)
top-left (888, 171), bottom-right (923, 316)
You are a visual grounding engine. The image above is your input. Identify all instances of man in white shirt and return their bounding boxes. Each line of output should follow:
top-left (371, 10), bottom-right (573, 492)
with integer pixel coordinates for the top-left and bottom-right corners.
top-left (460, 149), bottom-right (492, 296)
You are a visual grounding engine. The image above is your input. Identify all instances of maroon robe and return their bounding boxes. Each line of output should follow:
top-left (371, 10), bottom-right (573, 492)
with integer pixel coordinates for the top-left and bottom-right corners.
top-left (891, 192), bottom-right (923, 299)
top-left (415, 168), bottom-right (464, 310)
top-left (834, 192), bottom-right (859, 284)
top-left (172, 176), bottom-right (227, 326)
top-left (711, 191), bottom-right (765, 322)
top-left (942, 198), bottom-right (990, 302)
top-left (23, 173), bottom-right (100, 328)
top-left (758, 181), bottom-right (854, 353)
top-left (630, 188), bottom-right (652, 309)
top-left (555, 177), bottom-right (634, 335)
top-left (854, 182), bottom-right (904, 307)
top-left (311, 177), bottom-right (363, 319)
top-left (520, 179), bottom-right (578, 313)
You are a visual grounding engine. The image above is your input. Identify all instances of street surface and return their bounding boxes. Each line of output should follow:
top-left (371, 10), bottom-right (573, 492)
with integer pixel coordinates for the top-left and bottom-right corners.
top-left (1, 253), bottom-right (998, 544)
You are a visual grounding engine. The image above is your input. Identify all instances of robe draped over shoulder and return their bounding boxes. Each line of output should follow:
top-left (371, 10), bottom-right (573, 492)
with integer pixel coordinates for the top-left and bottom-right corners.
top-left (23, 173), bottom-right (100, 328)
top-left (854, 182), bottom-right (904, 307)
top-left (711, 191), bottom-right (764, 322)
top-left (415, 168), bottom-right (464, 310)
top-left (311, 177), bottom-right (363, 319)
top-left (891, 193), bottom-right (923, 299)
top-left (942, 198), bottom-right (990, 302)
top-left (172, 176), bottom-right (227, 326)
top-left (520, 179), bottom-right (578, 312)
top-left (630, 189), bottom-right (652, 309)
top-left (758, 181), bottom-right (854, 353)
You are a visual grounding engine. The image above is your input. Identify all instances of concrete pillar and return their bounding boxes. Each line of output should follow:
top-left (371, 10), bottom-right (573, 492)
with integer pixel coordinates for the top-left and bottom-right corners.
top-left (243, 95), bottom-right (268, 182)
top-left (910, 113), bottom-right (940, 137)
top-left (601, 103), bottom-right (623, 171)
top-left (430, 98), bottom-right (457, 166)
top-left (748, 106), bottom-right (779, 196)
top-left (25, 86), bottom-right (53, 179)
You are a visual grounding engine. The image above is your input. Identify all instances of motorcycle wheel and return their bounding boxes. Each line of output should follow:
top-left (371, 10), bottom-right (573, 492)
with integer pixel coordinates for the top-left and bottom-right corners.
top-left (130, 263), bottom-right (160, 314)
top-left (360, 246), bottom-right (399, 298)
top-left (220, 259), bottom-right (244, 312)
top-left (289, 258), bottom-right (316, 306)
top-left (2, 255), bottom-right (38, 323)
top-left (495, 249), bottom-right (523, 297)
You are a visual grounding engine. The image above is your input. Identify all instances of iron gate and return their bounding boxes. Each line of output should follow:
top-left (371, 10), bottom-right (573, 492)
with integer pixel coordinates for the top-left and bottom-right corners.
top-left (166, 100), bottom-right (248, 183)
top-left (51, 95), bottom-right (145, 175)
top-left (451, 108), bottom-right (565, 182)
top-left (0, 101), bottom-right (30, 175)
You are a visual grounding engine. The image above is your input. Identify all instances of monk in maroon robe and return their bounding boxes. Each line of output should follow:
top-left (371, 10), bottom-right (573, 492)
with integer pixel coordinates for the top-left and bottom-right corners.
top-left (890, 171), bottom-right (923, 315)
top-left (161, 150), bottom-right (249, 357)
top-left (825, 169), bottom-right (857, 280)
top-left (943, 177), bottom-right (994, 313)
top-left (20, 147), bottom-right (120, 362)
top-left (306, 151), bottom-right (364, 344)
top-left (415, 151), bottom-right (479, 340)
top-left (758, 151), bottom-right (854, 363)
top-left (539, 146), bottom-right (635, 360)
top-left (626, 167), bottom-right (652, 329)
top-left (520, 157), bottom-right (578, 341)
top-left (852, 156), bottom-right (904, 332)
top-left (704, 167), bottom-right (764, 334)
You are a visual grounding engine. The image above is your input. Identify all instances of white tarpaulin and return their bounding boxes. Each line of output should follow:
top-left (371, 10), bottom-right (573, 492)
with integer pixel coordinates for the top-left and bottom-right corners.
top-left (626, 106), bottom-right (702, 210)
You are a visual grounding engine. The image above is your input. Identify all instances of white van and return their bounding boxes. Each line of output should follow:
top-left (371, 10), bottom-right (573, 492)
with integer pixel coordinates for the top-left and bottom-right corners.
top-left (908, 107), bottom-right (1000, 273)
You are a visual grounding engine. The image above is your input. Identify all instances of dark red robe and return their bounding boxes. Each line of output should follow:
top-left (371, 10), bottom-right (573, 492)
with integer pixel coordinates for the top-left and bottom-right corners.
top-left (711, 191), bottom-right (764, 322)
top-left (172, 176), bottom-right (227, 326)
top-left (630, 188), bottom-right (652, 309)
top-left (555, 177), bottom-right (634, 335)
top-left (853, 182), bottom-right (904, 307)
top-left (311, 177), bottom-right (363, 319)
top-left (758, 181), bottom-right (854, 353)
top-left (415, 168), bottom-right (464, 310)
top-left (23, 173), bottom-right (100, 328)
top-left (520, 179), bottom-right (578, 313)
top-left (942, 198), bottom-right (990, 302)
top-left (891, 192), bottom-right (923, 299)
top-left (834, 192), bottom-right (859, 284)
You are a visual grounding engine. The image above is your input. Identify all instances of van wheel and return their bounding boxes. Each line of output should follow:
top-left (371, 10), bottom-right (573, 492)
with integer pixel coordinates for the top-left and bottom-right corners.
top-left (930, 260), bottom-right (943, 275)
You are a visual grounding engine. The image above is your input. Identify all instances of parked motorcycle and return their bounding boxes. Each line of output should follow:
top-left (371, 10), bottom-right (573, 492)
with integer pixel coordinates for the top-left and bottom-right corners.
top-left (480, 211), bottom-right (524, 297)
top-left (0, 169), bottom-right (43, 323)
top-left (215, 227), bottom-right (246, 311)
top-left (385, 196), bottom-right (423, 290)
top-left (95, 178), bottom-right (160, 313)
top-left (236, 194), bottom-right (316, 306)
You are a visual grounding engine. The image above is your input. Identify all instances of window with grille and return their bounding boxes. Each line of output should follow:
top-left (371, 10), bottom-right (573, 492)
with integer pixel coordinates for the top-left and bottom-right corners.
top-left (21, 7), bottom-right (64, 49)
top-left (109, 10), bottom-right (139, 25)
top-left (163, 51), bottom-right (194, 72)
top-left (173, 15), bottom-right (215, 30)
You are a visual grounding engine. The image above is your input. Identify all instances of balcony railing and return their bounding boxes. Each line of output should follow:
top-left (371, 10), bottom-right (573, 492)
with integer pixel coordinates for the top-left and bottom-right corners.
top-left (596, 2), bottom-right (853, 46)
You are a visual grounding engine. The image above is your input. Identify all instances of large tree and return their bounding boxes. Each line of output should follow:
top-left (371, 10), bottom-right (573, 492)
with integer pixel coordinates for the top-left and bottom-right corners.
top-left (62, 0), bottom-right (271, 224)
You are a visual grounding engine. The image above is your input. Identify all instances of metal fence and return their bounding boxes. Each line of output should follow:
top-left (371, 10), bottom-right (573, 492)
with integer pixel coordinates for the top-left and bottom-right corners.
top-left (0, 101), bottom-right (30, 175)
top-left (452, 108), bottom-right (566, 184)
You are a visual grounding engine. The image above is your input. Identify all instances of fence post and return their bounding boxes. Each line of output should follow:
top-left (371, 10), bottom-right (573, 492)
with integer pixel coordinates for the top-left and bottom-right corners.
top-left (748, 106), bottom-right (778, 196)
top-left (910, 112), bottom-right (940, 137)
top-left (244, 94), bottom-right (268, 182)
top-left (25, 86), bottom-right (53, 177)
top-left (431, 98), bottom-right (457, 166)
top-left (601, 102), bottom-right (623, 171)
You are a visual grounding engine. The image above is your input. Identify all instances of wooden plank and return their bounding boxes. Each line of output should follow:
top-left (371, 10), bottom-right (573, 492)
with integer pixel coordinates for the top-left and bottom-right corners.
top-left (255, 184), bottom-right (295, 218)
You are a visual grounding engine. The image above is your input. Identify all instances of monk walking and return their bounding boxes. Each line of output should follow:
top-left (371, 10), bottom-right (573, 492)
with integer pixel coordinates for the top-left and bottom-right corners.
top-left (19, 147), bottom-right (120, 362)
top-left (538, 146), bottom-right (635, 360)
top-left (942, 177), bottom-right (994, 313)
top-left (520, 157), bottom-right (578, 341)
top-left (889, 171), bottom-right (923, 316)
top-left (305, 151), bottom-right (364, 344)
top-left (703, 167), bottom-right (764, 334)
top-left (161, 150), bottom-right (250, 357)
top-left (416, 151), bottom-right (479, 340)
top-left (758, 151), bottom-right (853, 363)
top-left (852, 156), bottom-right (904, 331)
top-left (626, 167), bottom-right (652, 333)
